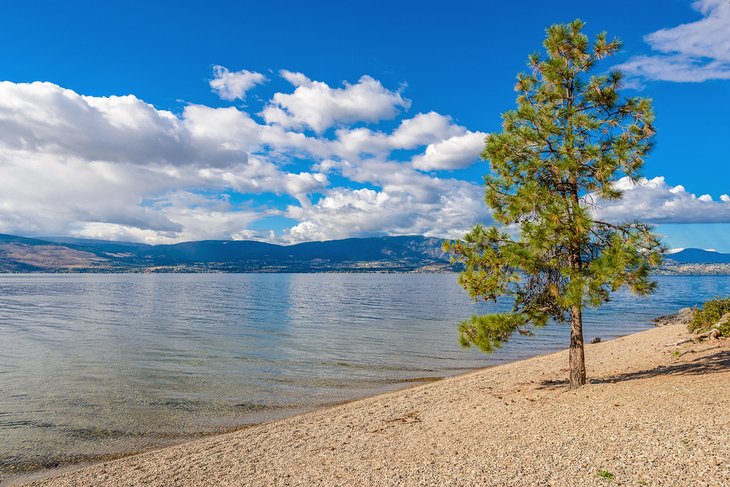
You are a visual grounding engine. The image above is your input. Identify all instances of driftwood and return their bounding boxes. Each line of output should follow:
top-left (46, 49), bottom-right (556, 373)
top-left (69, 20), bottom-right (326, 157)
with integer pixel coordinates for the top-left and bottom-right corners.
top-left (714, 312), bottom-right (730, 328)
top-left (696, 329), bottom-right (721, 340)
top-left (665, 337), bottom-right (694, 347)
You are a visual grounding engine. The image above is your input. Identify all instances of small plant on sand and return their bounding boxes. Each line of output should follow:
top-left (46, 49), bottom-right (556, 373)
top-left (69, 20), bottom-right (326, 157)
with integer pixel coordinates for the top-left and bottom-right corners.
top-left (596, 469), bottom-right (615, 481)
top-left (671, 349), bottom-right (681, 358)
top-left (688, 297), bottom-right (730, 337)
top-left (445, 19), bottom-right (664, 389)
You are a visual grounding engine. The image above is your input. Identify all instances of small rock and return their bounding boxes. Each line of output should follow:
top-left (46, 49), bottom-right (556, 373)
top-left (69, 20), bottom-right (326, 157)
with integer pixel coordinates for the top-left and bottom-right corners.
top-left (590, 337), bottom-right (601, 344)
top-left (653, 307), bottom-right (694, 326)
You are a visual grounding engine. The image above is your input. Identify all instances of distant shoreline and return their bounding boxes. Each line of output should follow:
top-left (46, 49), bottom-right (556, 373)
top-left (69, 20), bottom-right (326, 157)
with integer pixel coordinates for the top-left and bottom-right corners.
top-left (18, 312), bottom-right (730, 486)
top-left (2, 234), bottom-right (729, 275)
top-left (0, 263), bottom-right (729, 275)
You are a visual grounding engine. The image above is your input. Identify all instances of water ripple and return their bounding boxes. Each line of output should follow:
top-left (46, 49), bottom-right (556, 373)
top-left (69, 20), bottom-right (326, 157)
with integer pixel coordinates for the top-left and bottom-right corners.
top-left (0, 273), bottom-right (727, 477)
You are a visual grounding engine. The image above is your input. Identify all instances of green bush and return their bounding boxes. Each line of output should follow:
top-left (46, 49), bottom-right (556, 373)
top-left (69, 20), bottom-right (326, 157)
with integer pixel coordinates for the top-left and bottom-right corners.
top-left (688, 297), bottom-right (730, 337)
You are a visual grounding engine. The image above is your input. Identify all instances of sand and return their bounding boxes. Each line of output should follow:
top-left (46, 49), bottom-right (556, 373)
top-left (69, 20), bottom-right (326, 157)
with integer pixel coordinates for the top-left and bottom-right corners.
top-left (21, 322), bottom-right (730, 486)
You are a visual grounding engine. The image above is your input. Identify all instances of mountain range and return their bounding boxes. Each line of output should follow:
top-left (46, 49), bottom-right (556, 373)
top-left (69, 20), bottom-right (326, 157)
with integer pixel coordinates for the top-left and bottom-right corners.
top-left (0, 233), bottom-right (728, 273)
top-left (665, 248), bottom-right (730, 264)
top-left (0, 234), bottom-right (452, 273)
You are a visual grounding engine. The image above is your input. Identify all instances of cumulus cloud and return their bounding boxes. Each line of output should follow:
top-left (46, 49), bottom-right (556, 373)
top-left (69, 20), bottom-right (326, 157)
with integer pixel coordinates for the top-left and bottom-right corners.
top-left (618, 0), bottom-right (730, 84)
top-left (209, 66), bottom-right (267, 101)
top-left (74, 192), bottom-right (262, 244)
top-left (412, 131), bottom-right (487, 170)
top-left (0, 71), bottom-right (718, 245)
top-left (284, 180), bottom-right (490, 243)
top-left (0, 81), bottom-right (194, 165)
top-left (282, 156), bottom-right (492, 243)
top-left (0, 150), bottom-right (176, 237)
top-left (0, 76), bottom-right (470, 244)
top-left (389, 112), bottom-right (464, 148)
top-left (595, 177), bottom-right (730, 224)
top-left (261, 71), bottom-right (410, 132)
top-left (196, 157), bottom-right (329, 206)
top-left (0, 81), bottom-right (304, 168)
top-left (325, 112), bottom-right (468, 161)
top-left (0, 81), bottom-right (329, 242)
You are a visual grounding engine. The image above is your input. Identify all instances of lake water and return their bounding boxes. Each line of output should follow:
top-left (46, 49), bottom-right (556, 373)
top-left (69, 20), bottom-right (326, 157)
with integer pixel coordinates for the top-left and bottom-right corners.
top-left (1, 273), bottom-right (728, 478)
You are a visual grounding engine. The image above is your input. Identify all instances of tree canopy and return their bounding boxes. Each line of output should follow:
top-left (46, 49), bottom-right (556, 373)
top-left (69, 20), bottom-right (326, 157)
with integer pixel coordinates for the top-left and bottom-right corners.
top-left (446, 19), bottom-right (664, 388)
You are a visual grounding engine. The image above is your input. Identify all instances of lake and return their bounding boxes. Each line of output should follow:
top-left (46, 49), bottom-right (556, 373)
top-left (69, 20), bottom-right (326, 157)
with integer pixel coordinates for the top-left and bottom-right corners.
top-left (1, 273), bottom-right (728, 478)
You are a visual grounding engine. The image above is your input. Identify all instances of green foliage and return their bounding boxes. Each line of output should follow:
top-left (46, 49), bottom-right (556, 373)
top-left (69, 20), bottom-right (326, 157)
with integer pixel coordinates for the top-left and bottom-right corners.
top-left (457, 313), bottom-right (531, 352)
top-left (596, 469), bottom-right (615, 481)
top-left (688, 297), bottom-right (730, 336)
top-left (445, 19), bottom-right (664, 352)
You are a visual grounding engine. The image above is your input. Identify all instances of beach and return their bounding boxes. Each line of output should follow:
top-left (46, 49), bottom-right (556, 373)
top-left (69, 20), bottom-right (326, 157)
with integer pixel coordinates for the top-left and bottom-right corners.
top-left (16, 319), bottom-right (729, 486)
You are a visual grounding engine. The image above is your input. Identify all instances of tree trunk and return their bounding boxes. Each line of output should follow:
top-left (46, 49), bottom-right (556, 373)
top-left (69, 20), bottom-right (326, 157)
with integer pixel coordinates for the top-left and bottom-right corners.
top-left (569, 304), bottom-right (586, 389)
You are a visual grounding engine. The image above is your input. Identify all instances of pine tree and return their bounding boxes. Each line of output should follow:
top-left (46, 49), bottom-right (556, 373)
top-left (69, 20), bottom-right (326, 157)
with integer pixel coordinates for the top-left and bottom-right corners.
top-left (445, 20), bottom-right (664, 389)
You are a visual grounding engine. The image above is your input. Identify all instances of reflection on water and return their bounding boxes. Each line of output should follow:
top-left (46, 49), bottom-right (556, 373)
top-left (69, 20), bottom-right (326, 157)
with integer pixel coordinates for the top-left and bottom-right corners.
top-left (0, 273), bottom-right (728, 476)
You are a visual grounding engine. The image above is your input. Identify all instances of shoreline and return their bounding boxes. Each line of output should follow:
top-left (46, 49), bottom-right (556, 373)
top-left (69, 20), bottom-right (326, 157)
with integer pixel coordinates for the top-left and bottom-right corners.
top-left (15, 318), bottom-right (730, 486)
top-left (5, 370), bottom-right (478, 485)
top-left (0, 265), bottom-right (729, 275)
top-left (4, 321), bottom-right (657, 485)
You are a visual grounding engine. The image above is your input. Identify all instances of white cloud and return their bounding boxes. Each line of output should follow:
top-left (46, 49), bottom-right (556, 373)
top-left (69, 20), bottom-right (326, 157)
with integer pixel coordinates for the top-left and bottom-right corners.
top-left (0, 82), bottom-right (195, 165)
top-left (389, 111), bottom-right (464, 149)
top-left (209, 66), bottom-right (267, 101)
top-left (283, 156), bottom-right (491, 243)
top-left (0, 151), bottom-right (179, 237)
top-left (595, 176), bottom-right (730, 224)
top-left (280, 70), bottom-right (311, 87)
top-left (0, 81), bottom-right (330, 243)
top-left (325, 112), bottom-right (468, 161)
top-left (618, 0), bottom-right (730, 83)
top-left (327, 127), bottom-right (390, 160)
top-left (74, 192), bottom-right (262, 244)
top-left (261, 72), bottom-right (410, 132)
top-left (0, 72), bottom-right (719, 246)
top-left (0, 81), bottom-right (289, 168)
top-left (412, 131), bottom-right (487, 170)
top-left (284, 180), bottom-right (490, 243)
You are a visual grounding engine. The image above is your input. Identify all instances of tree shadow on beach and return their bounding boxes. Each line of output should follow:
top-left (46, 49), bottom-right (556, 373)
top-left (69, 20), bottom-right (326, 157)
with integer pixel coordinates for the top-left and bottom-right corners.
top-left (537, 349), bottom-right (730, 389)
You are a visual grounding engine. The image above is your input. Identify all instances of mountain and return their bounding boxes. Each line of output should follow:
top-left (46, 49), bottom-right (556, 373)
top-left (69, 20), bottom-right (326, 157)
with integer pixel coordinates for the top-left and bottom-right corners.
top-left (666, 248), bottom-right (730, 264)
top-left (0, 234), bottom-right (451, 273)
top-left (2, 234), bottom-right (727, 274)
top-left (0, 234), bottom-right (110, 272)
top-left (39, 236), bottom-right (152, 253)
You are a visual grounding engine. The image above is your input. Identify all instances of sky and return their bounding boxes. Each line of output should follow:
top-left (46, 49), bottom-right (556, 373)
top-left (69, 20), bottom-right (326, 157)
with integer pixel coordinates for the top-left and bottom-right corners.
top-left (0, 0), bottom-right (728, 250)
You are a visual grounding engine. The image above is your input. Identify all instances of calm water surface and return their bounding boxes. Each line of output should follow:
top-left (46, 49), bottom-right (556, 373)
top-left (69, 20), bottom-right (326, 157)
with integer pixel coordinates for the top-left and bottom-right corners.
top-left (1, 273), bottom-right (728, 476)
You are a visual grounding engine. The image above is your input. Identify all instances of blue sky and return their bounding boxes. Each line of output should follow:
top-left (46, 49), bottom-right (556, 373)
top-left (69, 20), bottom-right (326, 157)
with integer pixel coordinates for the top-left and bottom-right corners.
top-left (0, 0), bottom-right (728, 249)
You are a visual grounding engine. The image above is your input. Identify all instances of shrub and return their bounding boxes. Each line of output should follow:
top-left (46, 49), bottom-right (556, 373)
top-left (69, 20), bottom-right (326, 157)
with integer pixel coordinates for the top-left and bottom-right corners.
top-left (688, 297), bottom-right (730, 337)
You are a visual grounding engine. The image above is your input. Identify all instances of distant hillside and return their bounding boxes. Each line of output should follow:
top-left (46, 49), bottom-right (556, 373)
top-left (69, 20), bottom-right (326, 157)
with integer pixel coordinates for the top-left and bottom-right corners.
top-left (40, 236), bottom-right (152, 254)
top-left (666, 248), bottom-right (730, 264)
top-left (660, 248), bottom-right (730, 275)
top-left (0, 234), bottom-right (110, 272)
top-left (0, 234), bottom-right (452, 273)
top-left (1, 234), bottom-right (728, 274)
